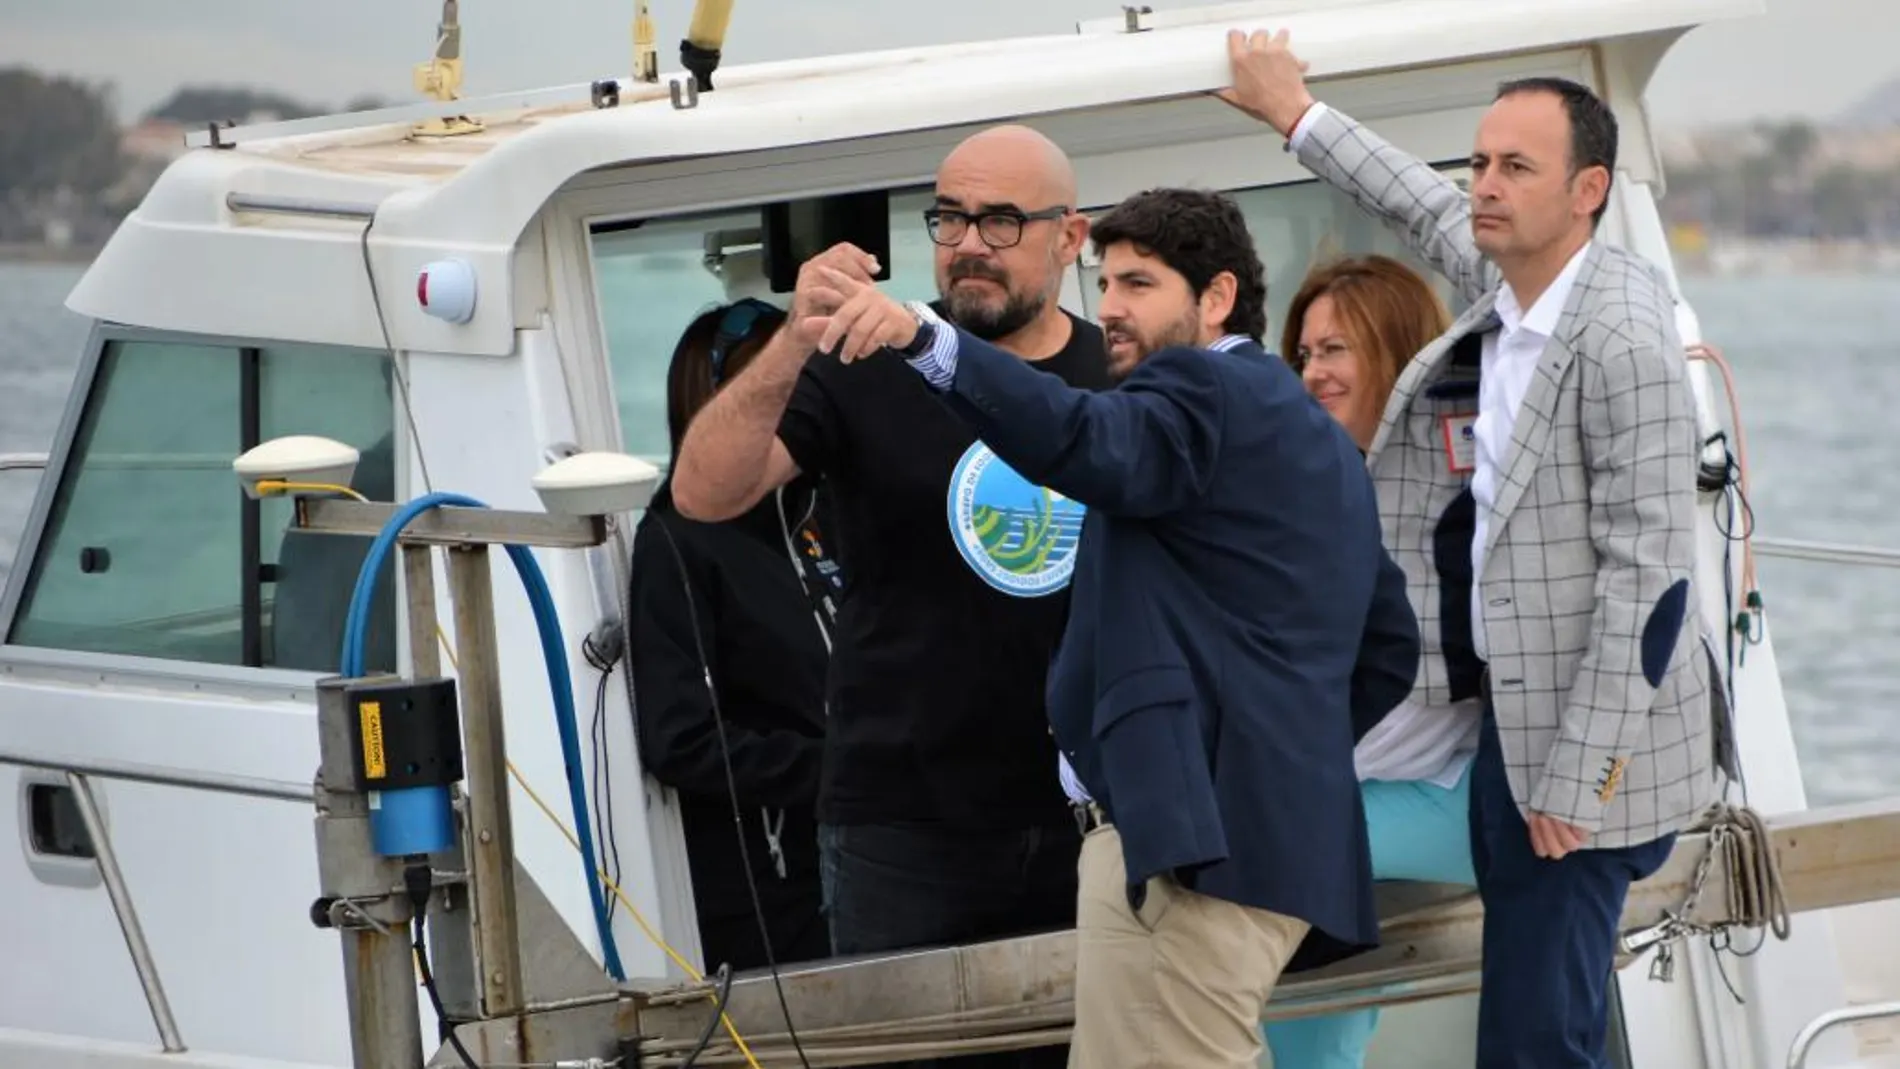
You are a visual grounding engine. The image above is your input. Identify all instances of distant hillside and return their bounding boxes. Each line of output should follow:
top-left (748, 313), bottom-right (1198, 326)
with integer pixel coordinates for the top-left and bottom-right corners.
top-left (1838, 74), bottom-right (1900, 128)
top-left (143, 87), bottom-right (395, 127)
top-left (145, 87), bottom-right (323, 125)
top-left (1, 69), bottom-right (405, 251)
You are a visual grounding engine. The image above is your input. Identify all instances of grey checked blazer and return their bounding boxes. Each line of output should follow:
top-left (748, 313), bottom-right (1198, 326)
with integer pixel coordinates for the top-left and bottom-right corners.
top-left (1293, 107), bottom-right (1714, 848)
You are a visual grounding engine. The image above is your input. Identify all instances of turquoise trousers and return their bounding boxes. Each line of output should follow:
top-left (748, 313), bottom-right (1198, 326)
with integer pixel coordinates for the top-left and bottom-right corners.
top-left (1261, 763), bottom-right (1478, 1068)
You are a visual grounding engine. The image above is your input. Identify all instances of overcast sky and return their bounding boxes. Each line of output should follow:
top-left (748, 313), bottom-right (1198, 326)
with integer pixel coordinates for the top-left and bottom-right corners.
top-left (0, 0), bottom-right (1892, 129)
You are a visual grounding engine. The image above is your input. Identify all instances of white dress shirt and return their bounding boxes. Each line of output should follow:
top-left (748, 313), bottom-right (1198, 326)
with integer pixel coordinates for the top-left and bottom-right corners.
top-left (1468, 244), bottom-right (1590, 659)
top-left (1059, 755), bottom-right (1091, 805)
top-left (1353, 697), bottom-right (1482, 787)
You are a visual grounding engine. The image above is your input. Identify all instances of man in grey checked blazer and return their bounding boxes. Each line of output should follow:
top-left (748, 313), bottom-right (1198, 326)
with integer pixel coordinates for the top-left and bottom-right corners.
top-left (1223, 29), bottom-right (1716, 1069)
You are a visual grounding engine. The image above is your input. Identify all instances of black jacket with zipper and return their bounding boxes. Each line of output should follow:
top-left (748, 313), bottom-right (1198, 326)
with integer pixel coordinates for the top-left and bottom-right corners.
top-left (627, 476), bottom-right (831, 968)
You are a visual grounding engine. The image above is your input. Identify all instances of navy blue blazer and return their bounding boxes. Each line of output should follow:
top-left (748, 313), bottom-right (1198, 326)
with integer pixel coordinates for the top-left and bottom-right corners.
top-left (934, 329), bottom-right (1419, 970)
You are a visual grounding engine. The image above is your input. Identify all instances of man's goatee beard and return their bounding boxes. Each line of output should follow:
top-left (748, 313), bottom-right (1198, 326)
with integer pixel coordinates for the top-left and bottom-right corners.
top-left (946, 290), bottom-right (1045, 342)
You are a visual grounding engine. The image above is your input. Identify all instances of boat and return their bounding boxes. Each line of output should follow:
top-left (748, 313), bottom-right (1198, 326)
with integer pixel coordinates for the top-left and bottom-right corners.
top-left (2, 0), bottom-right (1898, 1066)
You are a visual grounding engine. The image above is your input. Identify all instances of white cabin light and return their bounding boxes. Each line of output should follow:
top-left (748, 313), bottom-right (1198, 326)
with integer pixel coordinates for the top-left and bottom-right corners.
top-left (416, 257), bottom-right (478, 324)
top-left (233, 435), bottom-right (361, 499)
top-left (531, 451), bottom-right (661, 516)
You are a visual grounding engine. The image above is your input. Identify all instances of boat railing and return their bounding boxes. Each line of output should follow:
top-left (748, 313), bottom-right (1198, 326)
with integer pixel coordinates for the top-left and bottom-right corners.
top-left (1788, 999), bottom-right (1900, 1069)
top-left (0, 750), bottom-right (316, 803)
top-left (0, 750), bottom-right (318, 1056)
top-left (1751, 536), bottom-right (1900, 571)
top-left (0, 451), bottom-right (268, 473)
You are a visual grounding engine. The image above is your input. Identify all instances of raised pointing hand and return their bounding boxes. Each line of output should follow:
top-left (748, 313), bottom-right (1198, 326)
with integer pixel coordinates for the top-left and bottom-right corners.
top-left (791, 242), bottom-right (880, 323)
top-left (799, 265), bottom-right (920, 364)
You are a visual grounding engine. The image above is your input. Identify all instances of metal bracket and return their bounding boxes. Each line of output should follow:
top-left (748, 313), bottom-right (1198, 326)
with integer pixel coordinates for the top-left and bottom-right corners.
top-left (294, 499), bottom-right (609, 550)
top-left (591, 79), bottom-right (622, 110)
top-left (1123, 5), bottom-right (1154, 32)
top-left (701, 227), bottom-right (763, 274)
top-left (513, 862), bottom-right (619, 1005)
top-left (669, 77), bottom-right (700, 111)
top-left (68, 772), bottom-right (186, 1053)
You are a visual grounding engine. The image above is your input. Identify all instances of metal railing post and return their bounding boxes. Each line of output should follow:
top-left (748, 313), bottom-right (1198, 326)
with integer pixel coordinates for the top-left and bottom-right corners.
top-left (64, 771), bottom-right (186, 1053)
top-left (1787, 1000), bottom-right (1900, 1069)
top-left (0, 751), bottom-right (317, 1056)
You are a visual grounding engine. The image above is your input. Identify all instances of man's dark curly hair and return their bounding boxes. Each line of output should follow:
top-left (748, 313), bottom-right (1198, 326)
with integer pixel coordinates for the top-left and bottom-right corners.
top-left (1089, 188), bottom-right (1268, 343)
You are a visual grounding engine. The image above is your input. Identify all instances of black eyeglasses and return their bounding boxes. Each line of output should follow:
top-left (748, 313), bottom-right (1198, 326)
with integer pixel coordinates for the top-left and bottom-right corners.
top-left (923, 205), bottom-right (1069, 249)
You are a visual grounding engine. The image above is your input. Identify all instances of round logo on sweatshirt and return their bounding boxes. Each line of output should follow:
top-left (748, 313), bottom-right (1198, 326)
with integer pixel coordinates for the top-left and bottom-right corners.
top-left (946, 442), bottom-right (1086, 598)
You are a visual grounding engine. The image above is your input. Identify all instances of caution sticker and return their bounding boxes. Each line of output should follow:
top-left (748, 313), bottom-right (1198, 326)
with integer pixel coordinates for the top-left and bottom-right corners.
top-left (359, 700), bottom-right (387, 780)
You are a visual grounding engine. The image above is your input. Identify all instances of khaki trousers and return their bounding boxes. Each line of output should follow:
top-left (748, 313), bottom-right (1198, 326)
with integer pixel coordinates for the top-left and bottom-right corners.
top-left (1069, 823), bottom-right (1308, 1069)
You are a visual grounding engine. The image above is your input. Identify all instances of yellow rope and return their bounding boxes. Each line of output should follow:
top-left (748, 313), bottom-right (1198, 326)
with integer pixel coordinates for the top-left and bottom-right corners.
top-left (432, 624), bottom-right (763, 1068)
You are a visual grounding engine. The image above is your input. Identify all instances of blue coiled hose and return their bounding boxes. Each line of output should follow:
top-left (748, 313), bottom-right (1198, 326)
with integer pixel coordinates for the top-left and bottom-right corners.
top-left (338, 491), bottom-right (626, 981)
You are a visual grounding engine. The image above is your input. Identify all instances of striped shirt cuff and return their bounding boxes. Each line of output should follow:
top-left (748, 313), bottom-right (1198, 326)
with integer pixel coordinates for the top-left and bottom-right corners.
top-left (902, 302), bottom-right (959, 391)
top-left (905, 322), bottom-right (1247, 392)
top-left (1059, 753), bottom-right (1093, 805)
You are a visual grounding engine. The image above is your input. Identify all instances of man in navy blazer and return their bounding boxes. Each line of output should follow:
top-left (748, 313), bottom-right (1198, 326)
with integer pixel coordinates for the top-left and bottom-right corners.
top-left (801, 187), bottom-right (1419, 1069)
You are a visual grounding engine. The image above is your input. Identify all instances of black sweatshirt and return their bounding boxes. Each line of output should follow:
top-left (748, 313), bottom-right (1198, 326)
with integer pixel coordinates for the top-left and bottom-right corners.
top-left (627, 479), bottom-right (830, 919)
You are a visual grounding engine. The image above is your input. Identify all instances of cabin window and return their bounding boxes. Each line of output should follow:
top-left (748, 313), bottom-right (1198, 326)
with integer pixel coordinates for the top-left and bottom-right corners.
top-left (591, 187), bottom-right (939, 463)
top-left (7, 338), bottom-right (396, 672)
top-left (1236, 176), bottom-right (1466, 339)
top-left (1075, 170), bottom-right (1470, 345)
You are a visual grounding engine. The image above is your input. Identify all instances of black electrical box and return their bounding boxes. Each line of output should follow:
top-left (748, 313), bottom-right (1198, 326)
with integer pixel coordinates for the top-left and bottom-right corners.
top-left (343, 677), bottom-right (464, 791)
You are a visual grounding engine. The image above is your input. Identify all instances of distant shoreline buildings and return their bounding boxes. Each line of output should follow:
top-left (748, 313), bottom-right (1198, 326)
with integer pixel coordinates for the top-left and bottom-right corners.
top-left (0, 70), bottom-right (381, 258)
top-left (1667, 226), bottom-right (1900, 276)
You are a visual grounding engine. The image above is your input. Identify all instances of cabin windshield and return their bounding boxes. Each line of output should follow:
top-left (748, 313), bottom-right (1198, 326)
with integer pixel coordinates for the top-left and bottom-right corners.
top-left (592, 187), bottom-right (944, 466)
top-left (591, 171), bottom-right (1464, 469)
top-left (1083, 172), bottom-right (1469, 327)
top-left (1, 337), bottom-right (399, 674)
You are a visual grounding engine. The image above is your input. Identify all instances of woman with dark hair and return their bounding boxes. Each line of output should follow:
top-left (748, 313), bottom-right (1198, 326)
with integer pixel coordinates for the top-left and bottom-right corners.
top-left (1265, 255), bottom-right (1478, 1069)
top-left (627, 299), bottom-right (837, 973)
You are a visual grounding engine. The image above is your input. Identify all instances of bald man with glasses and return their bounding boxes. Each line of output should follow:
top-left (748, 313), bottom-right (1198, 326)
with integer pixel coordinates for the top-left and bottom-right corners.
top-left (673, 125), bottom-right (1109, 1069)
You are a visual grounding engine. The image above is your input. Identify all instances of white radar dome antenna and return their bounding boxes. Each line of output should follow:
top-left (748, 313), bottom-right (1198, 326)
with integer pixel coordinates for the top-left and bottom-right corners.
top-left (232, 435), bottom-right (361, 500)
top-left (531, 451), bottom-right (662, 517)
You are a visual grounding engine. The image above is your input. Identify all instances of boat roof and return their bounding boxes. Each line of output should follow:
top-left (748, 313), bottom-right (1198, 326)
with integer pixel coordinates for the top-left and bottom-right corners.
top-left (223, 0), bottom-right (1754, 206)
top-left (67, 0), bottom-right (1761, 351)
